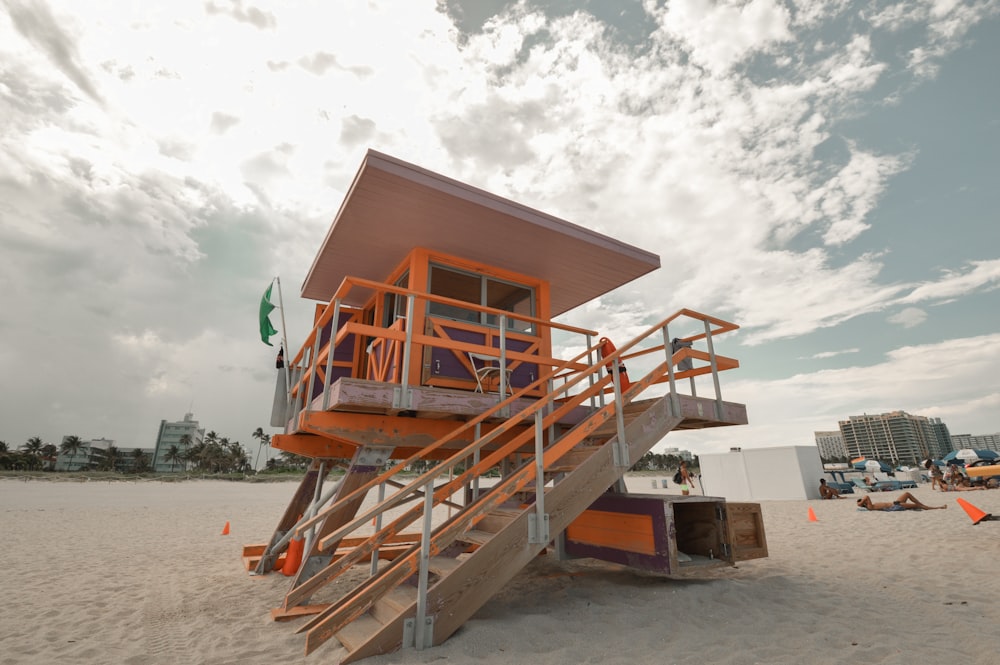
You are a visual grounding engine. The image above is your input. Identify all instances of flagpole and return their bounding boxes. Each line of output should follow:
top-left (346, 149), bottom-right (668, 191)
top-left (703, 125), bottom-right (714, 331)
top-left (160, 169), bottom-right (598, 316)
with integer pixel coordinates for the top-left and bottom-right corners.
top-left (274, 276), bottom-right (292, 407)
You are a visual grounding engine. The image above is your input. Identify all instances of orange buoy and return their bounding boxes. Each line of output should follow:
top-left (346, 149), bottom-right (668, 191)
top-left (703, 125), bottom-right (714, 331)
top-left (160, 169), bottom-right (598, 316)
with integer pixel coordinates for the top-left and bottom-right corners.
top-left (281, 537), bottom-right (305, 576)
top-left (598, 337), bottom-right (631, 390)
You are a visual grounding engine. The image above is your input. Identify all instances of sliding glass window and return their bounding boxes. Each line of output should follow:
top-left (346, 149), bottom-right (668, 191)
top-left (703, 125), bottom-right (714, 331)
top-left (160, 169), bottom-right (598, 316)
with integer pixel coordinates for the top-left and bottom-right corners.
top-left (428, 264), bottom-right (534, 333)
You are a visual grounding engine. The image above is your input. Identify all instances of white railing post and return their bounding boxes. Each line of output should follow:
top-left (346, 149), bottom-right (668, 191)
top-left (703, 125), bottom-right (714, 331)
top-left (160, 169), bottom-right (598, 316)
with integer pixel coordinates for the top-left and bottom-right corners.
top-left (288, 365), bottom-right (303, 434)
top-left (528, 411), bottom-right (549, 544)
top-left (396, 294), bottom-right (417, 410)
top-left (322, 299), bottom-right (341, 410)
top-left (704, 319), bottom-right (724, 420)
top-left (305, 331), bottom-right (322, 413)
top-left (662, 324), bottom-right (681, 418)
top-left (414, 481), bottom-right (435, 649)
top-left (611, 359), bottom-right (629, 468)
top-left (369, 480), bottom-right (386, 577)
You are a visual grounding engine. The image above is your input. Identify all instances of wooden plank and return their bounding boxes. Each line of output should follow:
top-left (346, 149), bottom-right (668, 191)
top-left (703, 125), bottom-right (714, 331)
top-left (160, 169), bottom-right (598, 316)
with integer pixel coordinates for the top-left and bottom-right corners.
top-left (270, 604), bottom-right (330, 622)
top-left (726, 502), bottom-right (768, 561)
top-left (335, 614), bottom-right (385, 652)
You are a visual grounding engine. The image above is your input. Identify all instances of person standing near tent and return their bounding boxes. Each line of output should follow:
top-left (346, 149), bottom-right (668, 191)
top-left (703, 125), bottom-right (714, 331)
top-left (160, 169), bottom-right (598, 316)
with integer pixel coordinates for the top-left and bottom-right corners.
top-left (678, 460), bottom-right (695, 496)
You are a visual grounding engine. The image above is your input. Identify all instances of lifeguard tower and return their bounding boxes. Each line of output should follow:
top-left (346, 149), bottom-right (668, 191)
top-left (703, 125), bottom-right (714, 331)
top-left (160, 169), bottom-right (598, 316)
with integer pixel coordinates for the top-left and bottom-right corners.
top-left (244, 150), bottom-right (766, 662)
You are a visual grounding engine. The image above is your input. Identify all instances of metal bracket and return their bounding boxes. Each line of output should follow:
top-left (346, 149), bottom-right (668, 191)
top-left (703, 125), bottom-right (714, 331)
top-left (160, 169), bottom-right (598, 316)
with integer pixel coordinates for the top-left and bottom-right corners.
top-left (612, 439), bottom-right (630, 468)
top-left (402, 615), bottom-right (435, 650)
top-left (356, 446), bottom-right (395, 467)
top-left (392, 386), bottom-right (412, 410)
top-left (528, 513), bottom-right (550, 544)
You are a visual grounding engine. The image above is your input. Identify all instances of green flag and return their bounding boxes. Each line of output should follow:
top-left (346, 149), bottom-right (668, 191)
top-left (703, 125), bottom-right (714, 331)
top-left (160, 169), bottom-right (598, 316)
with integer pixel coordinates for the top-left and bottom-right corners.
top-left (259, 283), bottom-right (278, 345)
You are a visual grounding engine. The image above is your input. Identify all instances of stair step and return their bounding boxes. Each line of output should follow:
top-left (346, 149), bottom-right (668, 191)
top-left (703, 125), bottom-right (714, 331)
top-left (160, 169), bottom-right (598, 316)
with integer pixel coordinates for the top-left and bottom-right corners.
top-left (476, 508), bottom-right (521, 533)
top-left (371, 586), bottom-right (416, 623)
top-left (427, 556), bottom-right (461, 576)
top-left (335, 613), bottom-right (383, 652)
top-left (459, 529), bottom-right (494, 546)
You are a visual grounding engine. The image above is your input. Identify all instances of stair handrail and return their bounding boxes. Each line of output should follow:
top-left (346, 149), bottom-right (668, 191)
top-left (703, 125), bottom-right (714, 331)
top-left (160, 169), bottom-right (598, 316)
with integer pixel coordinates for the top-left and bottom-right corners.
top-left (294, 308), bottom-right (737, 547)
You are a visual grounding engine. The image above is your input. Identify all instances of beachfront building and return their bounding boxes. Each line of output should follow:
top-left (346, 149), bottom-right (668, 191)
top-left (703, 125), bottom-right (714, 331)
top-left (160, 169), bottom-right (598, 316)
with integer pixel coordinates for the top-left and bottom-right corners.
top-left (951, 432), bottom-right (1000, 452)
top-left (660, 446), bottom-right (694, 461)
top-left (53, 437), bottom-right (155, 472)
top-left (814, 430), bottom-right (847, 461)
top-left (838, 411), bottom-right (951, 465)
top-left (151, 413), bottom-right (204, 472)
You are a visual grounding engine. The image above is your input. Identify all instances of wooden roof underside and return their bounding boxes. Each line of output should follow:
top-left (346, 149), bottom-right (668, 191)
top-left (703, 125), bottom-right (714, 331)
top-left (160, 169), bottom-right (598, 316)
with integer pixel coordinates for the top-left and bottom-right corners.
top-left (301, 150), bottom-right (660, 316)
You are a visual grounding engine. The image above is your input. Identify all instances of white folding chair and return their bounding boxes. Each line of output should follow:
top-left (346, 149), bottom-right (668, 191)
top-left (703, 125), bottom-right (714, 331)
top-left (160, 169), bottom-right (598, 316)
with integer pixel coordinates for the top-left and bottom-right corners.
top-left (468, 352), bottom-right (513, 394)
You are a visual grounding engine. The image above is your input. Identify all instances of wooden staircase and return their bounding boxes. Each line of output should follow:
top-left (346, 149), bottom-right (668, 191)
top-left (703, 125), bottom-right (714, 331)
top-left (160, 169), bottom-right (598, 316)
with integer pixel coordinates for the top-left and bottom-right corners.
top-left (261, 308), bottom-right (745, 662)
top-left (297, 393), bottom-right (684, 662)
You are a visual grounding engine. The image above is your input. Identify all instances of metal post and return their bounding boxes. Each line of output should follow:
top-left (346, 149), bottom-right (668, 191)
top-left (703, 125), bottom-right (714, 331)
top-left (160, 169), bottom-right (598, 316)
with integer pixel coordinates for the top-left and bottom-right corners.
top-left (274, 277), bottom-right (292, 414)
top-left (370, 481), bottom-right (386, 577)
top-left (704, 319), bottom-right (723, 420)
top-left (414, 482), bottom-right (434, 649)
top-left (611, 359), bottom-right (629, 467)
top-left (322, 299), bottom-right (341, 410)
top-left (498, 315), bottom-right (508, 398)
top-left (662, 324), bottom-right (680, 417)
top-left (396, 294), bottom-right (416, 410)
top-left (288, 366), bottom-right (303, 434)
top-left (472, 422), bottom-right (481, 501)
top-left (529, 411), bottom-right (549, 544)
top-left (305, 331), bottom-right (322, 413)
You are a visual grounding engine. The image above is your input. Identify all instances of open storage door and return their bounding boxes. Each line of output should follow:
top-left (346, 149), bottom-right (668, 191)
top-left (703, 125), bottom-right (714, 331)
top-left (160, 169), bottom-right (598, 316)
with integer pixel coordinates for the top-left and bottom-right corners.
top-left (724, 502), bottom-right (768, 561)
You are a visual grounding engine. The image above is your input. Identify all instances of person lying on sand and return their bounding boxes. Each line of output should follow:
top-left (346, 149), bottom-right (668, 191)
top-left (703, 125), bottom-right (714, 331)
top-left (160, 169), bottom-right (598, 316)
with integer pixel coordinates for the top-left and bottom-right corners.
top-left (856, 492), bottom-right (947, 511)
top-left (819, 478), bottom-right (842, 499)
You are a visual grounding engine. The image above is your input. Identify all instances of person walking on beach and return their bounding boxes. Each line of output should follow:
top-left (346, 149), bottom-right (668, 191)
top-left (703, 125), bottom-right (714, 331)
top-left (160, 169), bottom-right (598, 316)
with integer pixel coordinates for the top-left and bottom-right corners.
top-left (856, 492), bottom-right (947, 511)
top-left (819, 478), bottom-right (842, 499)
top-left (925, 459), bottom-right (944, 491)
top-left (678, 461), bottom-right (695, 496)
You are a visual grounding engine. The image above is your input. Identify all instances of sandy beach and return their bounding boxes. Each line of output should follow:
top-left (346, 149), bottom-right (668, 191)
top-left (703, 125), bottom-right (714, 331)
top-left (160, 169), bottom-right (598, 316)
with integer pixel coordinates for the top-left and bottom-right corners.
top-left (2, 477), bottom-right (998, 665)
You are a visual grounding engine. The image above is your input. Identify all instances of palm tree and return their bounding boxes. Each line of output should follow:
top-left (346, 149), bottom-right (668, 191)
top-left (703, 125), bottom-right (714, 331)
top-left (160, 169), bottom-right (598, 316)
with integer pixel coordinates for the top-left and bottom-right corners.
top-left (252, 427), bottom-right (269, 471)
top-left (22, 436), bottom-right (44, 457)
top-left (40, 444), bottom-right (58, 471)
top-left (100, 445), bottom-right (120, 472)
top-left (131, 448), bottom-right (150, 473)
top-left (164, 444), bottom-right (182, 472)
top-left (60, 435), bottom-right (84, 471)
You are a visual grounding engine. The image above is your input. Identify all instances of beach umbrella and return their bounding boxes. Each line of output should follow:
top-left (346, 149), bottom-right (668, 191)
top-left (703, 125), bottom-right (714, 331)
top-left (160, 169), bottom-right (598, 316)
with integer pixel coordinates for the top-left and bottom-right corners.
top-left (943, 449), bottom-right (999, 465)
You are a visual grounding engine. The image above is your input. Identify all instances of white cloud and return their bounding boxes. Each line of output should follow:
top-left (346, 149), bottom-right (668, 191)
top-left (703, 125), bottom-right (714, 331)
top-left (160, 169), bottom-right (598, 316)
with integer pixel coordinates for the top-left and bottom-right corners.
top-left (887, 307), bottom-right (927, 328)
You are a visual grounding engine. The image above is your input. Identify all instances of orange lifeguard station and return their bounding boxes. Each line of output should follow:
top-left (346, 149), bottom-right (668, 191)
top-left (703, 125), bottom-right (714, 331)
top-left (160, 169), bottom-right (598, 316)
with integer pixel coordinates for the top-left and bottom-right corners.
top-left (243, 150), bottom-right (765, 662)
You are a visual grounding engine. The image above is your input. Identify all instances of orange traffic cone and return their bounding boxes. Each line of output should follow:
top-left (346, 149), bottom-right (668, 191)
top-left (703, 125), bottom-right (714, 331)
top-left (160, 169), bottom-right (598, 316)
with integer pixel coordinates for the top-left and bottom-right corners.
top-left (956, 498), bottom-right (994, 525)
top-left (221, 521), bottom-right (230, 535)
top-left (281, 537), bottom-right (304, 576)
top-left (807, 507), bottom-right (818, 522)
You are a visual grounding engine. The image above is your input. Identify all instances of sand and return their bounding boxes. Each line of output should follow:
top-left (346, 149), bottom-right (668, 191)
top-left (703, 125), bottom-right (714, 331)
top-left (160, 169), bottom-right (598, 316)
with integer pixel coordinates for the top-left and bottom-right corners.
top-left (2, 478), bottom-right (998, 665)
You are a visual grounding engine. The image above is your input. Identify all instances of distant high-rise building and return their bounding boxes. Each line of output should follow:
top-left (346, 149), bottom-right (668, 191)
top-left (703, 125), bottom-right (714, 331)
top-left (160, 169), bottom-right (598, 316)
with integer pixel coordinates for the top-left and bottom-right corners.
top-left (152, 413), bottom-right (205, 472)
top-left (838, 411), bottom-right (951, 465)
top-left (950, 433), bottom-right (1000, 452)
top-left (814, 431), bottom-right (847, 460)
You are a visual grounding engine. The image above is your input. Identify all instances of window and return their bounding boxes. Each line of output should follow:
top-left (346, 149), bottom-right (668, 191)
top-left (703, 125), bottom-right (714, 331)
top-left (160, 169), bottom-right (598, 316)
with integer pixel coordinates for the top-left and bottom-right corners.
top-left (428, 264), bottom-right (535, 333)
top-left (382, 271), bottom-right (410, 326)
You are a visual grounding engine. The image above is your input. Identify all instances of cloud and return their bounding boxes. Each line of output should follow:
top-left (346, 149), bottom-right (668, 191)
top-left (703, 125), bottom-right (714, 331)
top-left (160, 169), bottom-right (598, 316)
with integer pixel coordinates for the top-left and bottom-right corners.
top-left (899, 259), bottom-right (1000, 304)
top-left (204, 0), bottom-right (276, 30)
top-left (210, 111), bottom-right (241, 134)
top-left (888, 307), bottom-right (927, 328)
top-left (5, 0), bottom-right (102, 103)
top-left (803, 348), bottom-right (860, 360)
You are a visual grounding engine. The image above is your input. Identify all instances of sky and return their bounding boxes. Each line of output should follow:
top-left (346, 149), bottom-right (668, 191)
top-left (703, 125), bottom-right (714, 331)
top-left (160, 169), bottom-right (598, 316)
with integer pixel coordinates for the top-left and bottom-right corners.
top-left (2, 0), bottom-right (998, 462)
